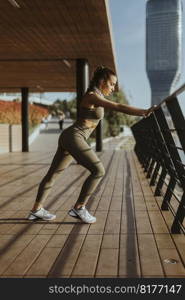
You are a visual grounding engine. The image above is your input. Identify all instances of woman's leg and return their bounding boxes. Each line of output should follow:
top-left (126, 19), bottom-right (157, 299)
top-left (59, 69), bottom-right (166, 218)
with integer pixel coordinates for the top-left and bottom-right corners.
top-left (62, 135), bottom-right (105, 209)
top-left (32, 145), bottom-right (73, 211)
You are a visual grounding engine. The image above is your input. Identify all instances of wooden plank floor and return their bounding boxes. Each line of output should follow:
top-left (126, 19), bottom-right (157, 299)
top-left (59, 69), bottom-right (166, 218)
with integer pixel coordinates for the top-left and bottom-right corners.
top-left (0, 125), bottom-right (184, 278)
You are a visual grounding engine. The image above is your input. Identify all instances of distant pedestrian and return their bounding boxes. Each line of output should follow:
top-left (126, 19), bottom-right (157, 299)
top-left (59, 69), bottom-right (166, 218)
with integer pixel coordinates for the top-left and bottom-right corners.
top-left (42, 117), bottom-right (48, 129)
top-left (58, 112), bottom-right (65, 130)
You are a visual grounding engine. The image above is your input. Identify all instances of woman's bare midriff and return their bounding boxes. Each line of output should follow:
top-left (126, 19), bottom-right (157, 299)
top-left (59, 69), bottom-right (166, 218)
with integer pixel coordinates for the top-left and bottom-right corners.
top-left (78, 118), bottom-right (97, 129)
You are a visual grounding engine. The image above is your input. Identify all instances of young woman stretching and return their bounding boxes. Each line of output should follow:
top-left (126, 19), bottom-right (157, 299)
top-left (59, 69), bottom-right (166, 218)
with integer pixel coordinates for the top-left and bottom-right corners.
top-left (28, 66), bottom-right (154, 223)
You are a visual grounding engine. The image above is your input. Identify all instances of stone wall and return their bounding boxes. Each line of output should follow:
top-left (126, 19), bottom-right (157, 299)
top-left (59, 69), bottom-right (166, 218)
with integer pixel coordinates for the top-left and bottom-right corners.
top-left (0, 124), bottom-right (22, 153)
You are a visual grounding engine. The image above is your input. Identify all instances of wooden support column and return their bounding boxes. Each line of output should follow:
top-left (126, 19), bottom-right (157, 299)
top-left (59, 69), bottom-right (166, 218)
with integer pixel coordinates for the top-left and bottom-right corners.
top-left (76, 58), bottom-right (89, 119)
top-left (96, 120), bottom-right (103, 152)
top-left (21, 87), bottom-right (29, 152)
top-left (76, 59), bottom-right (103, 151)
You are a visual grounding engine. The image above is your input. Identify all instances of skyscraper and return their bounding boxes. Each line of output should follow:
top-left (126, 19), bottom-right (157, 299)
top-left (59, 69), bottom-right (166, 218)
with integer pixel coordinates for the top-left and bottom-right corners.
top-left (146, 0), bottom-right (182, 106)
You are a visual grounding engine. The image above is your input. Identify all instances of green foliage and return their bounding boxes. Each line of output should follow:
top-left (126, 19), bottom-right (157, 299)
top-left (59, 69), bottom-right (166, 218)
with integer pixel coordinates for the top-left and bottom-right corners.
top-left (48, 98), bottom-right (76, 118)
top-left (66, 99), bottom-right (77, 119)
top-left (105, 89), bottom-right (138, 136)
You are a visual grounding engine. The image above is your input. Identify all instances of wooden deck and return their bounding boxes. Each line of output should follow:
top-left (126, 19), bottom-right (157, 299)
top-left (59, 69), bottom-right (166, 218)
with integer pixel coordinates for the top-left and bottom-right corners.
top-left (0, 124), bottom-right (184, 278)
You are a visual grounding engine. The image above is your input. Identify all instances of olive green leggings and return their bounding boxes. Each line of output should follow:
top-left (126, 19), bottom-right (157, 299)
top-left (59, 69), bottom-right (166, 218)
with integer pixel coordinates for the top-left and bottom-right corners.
top-left (35, 124), bottom-right (105, 207)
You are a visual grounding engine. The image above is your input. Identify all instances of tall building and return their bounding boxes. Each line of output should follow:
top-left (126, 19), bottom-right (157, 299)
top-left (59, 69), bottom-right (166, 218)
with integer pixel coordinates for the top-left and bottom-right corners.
top-left (146, 0), bottom-right (182, 106)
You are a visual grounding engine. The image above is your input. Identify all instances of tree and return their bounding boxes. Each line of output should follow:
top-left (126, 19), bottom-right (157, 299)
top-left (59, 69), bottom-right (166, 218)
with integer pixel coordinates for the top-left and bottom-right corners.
top-left (105, 89), bottom-right (138, 136)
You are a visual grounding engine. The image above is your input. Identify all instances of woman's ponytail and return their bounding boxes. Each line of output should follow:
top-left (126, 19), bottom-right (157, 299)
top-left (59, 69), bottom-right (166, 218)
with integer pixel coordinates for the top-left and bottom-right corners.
top-left (87, 65), bottom-right (116, 92)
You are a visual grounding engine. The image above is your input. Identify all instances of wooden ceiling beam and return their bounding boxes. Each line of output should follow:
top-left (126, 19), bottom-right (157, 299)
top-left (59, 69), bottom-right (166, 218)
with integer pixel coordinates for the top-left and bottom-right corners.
top-left (0, 0), bottom-right (117, 92)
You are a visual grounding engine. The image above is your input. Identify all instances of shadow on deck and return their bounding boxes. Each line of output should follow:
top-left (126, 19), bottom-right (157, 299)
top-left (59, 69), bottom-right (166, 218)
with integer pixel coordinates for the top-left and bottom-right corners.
top-left (0, 124), bottom-right (184, 278)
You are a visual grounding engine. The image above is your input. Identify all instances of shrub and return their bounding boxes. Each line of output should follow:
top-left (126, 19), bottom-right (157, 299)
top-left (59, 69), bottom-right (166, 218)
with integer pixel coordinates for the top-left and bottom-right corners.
top-left (0, 100), bottom-right (48, 126)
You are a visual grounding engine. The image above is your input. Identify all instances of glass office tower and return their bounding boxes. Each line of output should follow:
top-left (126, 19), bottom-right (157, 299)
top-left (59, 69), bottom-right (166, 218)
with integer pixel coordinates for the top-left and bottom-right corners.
top-left (146, 0), bottom-right (182, 106)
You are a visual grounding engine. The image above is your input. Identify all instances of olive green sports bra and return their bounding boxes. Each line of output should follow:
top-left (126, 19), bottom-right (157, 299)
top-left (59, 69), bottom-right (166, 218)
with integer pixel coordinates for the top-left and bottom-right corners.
top-left (78, 87), bottom-right (104, 123)
top-left (78, 106), bottom-right (104, 122)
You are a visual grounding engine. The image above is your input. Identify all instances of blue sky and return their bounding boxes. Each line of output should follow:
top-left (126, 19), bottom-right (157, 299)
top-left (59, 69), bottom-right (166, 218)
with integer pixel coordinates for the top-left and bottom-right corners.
top-left (43, 0), bottom-right (185, 110)
top-left (109, 0), bottom-right (185, 109)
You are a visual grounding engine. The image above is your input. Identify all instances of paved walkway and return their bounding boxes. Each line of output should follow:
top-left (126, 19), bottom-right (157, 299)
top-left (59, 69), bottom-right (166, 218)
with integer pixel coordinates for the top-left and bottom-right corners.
top-left (0, 119), bottom-right (184, 278)
top-left (30, 117), bottom-right (73, 152)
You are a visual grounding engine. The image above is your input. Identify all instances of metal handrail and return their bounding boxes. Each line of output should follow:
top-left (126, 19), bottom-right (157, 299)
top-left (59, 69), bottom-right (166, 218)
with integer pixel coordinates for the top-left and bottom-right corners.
top-left (131, 83), bottom-right (185, 234)
top-left (154, 82), bottom-right (185, 109)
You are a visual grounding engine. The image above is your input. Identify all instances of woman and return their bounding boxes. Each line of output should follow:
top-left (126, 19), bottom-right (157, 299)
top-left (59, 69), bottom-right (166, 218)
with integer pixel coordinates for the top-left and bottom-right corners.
top-left (28, 66), bottom-right (155, 223)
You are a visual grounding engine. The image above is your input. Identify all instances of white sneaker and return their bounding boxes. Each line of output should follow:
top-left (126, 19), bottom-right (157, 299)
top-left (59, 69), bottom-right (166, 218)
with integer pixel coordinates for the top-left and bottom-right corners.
top-left (68, 206), bottom-right (96, 224)
top-left (28, 208), bottom-right (56, 221)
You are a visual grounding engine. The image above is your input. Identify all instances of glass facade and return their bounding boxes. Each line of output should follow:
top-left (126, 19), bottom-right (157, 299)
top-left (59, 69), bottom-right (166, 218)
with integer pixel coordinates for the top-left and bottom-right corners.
top-left (146, 0), bottom-right (182, 105)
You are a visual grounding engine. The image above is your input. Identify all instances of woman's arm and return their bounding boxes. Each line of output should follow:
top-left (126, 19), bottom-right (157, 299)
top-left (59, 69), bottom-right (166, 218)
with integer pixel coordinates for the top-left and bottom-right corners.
top-left (87, 92), bottom-right (148, 116)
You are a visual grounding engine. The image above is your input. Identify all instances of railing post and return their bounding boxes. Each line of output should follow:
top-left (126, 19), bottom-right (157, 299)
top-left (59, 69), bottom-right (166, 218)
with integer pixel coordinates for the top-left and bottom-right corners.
top-left (171, 193), bottom-right (185, 233)
top-left (161, 178), bottom-right (176, 210)
top-left (146, 159), bottom-right (155, 178)
top-left (150, 161), bottom-right (160, 186)
top-left (154, 168), bottom-right (167, 196)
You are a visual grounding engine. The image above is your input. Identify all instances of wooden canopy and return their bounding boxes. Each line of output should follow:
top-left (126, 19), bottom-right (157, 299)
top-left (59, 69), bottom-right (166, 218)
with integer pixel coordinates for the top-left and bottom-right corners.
top-left (0, 0), bottom-right (117, 92)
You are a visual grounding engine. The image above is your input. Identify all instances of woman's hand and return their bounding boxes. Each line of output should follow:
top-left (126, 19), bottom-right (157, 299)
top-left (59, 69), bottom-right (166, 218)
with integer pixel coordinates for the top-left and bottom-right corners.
top-left (143, 105), bottom-right (157, 118)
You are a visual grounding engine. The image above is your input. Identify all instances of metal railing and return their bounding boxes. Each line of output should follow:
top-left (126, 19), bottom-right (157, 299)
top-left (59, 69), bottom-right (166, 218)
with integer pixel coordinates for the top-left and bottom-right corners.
top-left (131, 83), bottom-right (185, 234)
